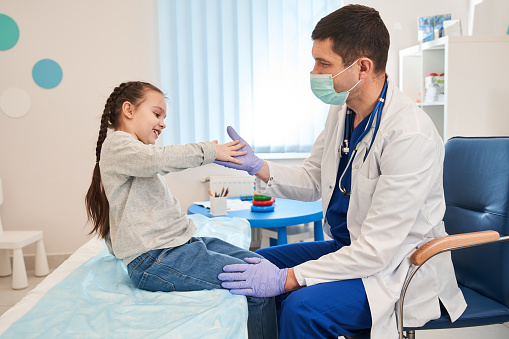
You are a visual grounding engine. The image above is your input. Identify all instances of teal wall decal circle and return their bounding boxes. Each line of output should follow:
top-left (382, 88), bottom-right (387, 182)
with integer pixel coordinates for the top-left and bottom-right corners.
top-left (0, 14), bottom-right (20, 51)
top-left (32, 59), bottom-right (63, 89)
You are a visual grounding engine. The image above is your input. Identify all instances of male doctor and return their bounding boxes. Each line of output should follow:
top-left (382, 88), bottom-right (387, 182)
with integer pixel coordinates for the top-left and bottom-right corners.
top-left (216, 5), bottom-right (466, 339)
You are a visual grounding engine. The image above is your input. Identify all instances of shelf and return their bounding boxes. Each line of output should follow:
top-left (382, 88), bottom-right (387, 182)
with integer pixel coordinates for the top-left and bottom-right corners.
top-left (399, 36), bottom-right (509, 57)
top-left (399, 37), bottom-right (447, 57)
top-left (418, 102), bottom-right (445, 107)
top-left (400, 35), bottom-right (509, 140)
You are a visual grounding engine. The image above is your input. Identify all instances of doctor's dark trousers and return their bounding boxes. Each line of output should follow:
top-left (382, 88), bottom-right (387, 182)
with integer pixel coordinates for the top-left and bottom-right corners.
top-left (256, 241), bottom-right (372, 339)
top-left (256, 113), bottom-right (373, 338)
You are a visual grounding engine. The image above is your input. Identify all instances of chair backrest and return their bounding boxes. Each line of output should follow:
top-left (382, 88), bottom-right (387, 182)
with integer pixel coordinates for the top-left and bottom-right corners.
top-left (443, 137), bottom-right (509, 308)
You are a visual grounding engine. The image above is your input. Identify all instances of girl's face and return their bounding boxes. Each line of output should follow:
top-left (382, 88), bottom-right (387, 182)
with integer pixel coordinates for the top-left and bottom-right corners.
top-left (128, 90), bottom-right (167, 145)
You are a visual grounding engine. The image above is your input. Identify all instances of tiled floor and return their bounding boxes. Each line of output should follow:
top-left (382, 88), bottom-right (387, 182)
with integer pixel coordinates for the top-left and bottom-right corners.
top-left (1, 270), bottom-right (509, 338)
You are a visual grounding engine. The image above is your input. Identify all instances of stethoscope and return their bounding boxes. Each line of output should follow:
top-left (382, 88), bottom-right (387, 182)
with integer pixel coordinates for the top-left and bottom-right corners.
top-left (338, 77), bottom-right (388, 196)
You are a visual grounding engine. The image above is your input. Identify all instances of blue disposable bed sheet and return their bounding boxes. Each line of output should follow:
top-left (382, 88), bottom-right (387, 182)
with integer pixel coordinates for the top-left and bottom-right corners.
top-left (2, 214), bottom-right (251, 338)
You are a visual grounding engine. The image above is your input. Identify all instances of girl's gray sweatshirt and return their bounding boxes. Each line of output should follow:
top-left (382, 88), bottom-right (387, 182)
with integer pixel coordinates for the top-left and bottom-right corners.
top-left (99, 131), bottom-right (216, 265)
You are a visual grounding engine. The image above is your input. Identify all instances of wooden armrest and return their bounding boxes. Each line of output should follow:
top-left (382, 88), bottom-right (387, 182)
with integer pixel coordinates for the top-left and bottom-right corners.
top-left (410, 230), bottom-right (500, 265)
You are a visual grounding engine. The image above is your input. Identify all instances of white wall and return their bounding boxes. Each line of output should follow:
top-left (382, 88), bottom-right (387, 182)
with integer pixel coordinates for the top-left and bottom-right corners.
top-left (0, 0), bottom-right (482, 256)
top-left (470, 0), bottom-right (509, 35)
top-left (0, 0), bottom-right (160, 255)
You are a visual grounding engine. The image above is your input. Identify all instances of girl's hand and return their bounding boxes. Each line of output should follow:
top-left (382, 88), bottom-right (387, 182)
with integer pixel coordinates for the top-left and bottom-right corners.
top-left (213, 126), bottom-right (264, 175)
top-left (212, 140), bottom-right (247, 165)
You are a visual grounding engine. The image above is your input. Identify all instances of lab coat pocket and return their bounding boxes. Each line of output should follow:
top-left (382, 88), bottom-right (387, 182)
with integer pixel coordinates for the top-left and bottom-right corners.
top-left (352, 173), bottom-right (379, 221)
top-left (355, 173), bottom-right (379, 196)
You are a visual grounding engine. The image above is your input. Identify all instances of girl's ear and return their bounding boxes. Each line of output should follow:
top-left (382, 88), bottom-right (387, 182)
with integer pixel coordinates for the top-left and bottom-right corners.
top-left (121, 101), bottom-right (134, 119)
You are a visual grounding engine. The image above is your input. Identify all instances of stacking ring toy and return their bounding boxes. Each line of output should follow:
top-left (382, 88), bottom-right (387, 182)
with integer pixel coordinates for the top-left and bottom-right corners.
top-left (251, 205), bottom-right (275, 212)
top-left (253, 195), bottom-right (272, 201)
top-left (252, 197), bottom-right (275, 206)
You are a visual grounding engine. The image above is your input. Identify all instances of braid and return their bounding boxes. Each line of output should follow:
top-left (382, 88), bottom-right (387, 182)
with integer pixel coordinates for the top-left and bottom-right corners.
top-left (86, 81), bottom-right (163, 239)
top-left (95, 115), bottom-right (108, 162)
top-left (95, 82), bottom-right (132, 162)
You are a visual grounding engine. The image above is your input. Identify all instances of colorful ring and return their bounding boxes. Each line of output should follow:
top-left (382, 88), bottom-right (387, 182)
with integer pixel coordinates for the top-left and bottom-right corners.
top-left (252, 197), bottom-right (275, 206)
top-left (253, 195), bottom-right (272, 201)
top-left (251, 205), bottom-right (275, 213)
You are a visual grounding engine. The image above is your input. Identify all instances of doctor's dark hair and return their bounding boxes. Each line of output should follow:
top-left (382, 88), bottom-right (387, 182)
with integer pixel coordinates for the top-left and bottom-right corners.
top-left (85, 81), bottom-right (163, 239)
top-left (312, 4), bottom-right (390, 75)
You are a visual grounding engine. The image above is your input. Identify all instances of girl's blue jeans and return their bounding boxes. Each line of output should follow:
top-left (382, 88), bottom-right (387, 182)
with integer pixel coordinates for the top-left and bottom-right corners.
top-left (127, 236), bottom-right (277, 339)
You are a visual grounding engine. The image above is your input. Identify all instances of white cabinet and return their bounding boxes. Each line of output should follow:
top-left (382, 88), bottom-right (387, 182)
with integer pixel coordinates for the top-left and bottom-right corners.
top-left (399, 35), bottom-right (509, 141)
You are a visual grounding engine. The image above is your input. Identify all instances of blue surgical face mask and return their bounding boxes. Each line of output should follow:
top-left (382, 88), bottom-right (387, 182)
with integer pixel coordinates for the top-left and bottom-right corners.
top-left (310, 59), bottom-right (361, 105)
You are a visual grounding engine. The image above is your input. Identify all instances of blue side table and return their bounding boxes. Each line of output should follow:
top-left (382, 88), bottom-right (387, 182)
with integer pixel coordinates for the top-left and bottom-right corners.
top-left (187, 198), bottom-right (324, 246)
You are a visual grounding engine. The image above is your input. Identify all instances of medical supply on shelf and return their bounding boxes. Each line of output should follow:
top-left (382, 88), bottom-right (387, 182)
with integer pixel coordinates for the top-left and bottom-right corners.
top-left (423, 72), bottom-right (445, 103)
top-left (425, 73), bottom-right (444, 88)
top-left (418, 14), bottom-right (451, 43)
top-left (443, 19), bottom-right (462, 37)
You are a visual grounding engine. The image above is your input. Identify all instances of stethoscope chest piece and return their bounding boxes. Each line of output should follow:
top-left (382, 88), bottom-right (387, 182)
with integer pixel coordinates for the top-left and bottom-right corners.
top-left (340, 185), bottom-right (350, 196)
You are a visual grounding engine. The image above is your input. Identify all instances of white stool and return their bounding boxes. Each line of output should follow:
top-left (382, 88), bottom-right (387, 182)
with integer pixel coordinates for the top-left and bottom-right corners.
top-left (0, 177), bottom-right (50, 289)
top-left (260, 223), bottom-right (314, 248)
top-left (0, 232), bottom-right (50, 289)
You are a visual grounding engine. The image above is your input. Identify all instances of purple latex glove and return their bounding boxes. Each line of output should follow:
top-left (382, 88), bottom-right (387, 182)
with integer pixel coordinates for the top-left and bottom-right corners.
top-left (214, 126), bottom-right (264, 175)
top-left (218, 257), bottom-right (288, 297)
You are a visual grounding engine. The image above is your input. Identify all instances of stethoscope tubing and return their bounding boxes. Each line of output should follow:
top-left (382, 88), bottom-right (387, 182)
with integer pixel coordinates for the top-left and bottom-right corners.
top-left (338, 78), bottom-right (388, 196)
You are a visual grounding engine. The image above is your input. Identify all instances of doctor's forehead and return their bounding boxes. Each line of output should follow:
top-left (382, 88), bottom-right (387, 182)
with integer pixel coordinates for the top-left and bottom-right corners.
top-left (312, 38), bottom-right (343, 63)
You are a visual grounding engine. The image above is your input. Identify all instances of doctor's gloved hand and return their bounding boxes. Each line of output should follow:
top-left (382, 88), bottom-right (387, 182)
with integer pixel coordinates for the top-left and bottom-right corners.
top-left (214, 126), bottom-right (264, 175)
top-left (218, 257), bottom-right (288, 298)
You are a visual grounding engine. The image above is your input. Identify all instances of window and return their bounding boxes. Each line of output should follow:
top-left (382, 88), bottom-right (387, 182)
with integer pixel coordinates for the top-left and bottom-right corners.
top-left (158, 0), bottom-right (342, 153)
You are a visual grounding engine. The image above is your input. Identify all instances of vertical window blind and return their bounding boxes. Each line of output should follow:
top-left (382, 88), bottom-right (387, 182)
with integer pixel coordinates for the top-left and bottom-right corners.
top-left (158, 0), bottom-right (342, 153)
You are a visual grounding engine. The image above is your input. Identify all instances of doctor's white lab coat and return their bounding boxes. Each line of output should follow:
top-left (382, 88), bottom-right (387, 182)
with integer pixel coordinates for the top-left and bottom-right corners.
top-left (256, 78), bottom-right (466, 338)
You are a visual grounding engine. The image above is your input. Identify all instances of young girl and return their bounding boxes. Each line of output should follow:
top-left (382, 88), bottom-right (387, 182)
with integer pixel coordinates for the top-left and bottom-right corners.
top-left (85, 81), bottom-right (276, 338)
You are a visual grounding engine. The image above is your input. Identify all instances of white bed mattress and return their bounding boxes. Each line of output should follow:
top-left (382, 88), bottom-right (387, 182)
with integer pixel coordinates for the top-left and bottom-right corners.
top-left (0, 215), bottom-right (251, 338)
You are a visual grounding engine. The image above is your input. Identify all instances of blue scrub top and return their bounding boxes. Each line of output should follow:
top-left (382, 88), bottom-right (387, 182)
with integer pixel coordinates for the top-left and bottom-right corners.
top-left (325, 112), bottom-right (371, 246)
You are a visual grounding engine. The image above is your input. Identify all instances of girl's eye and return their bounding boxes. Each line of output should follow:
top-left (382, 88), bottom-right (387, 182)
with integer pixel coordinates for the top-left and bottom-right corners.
top-left (154, 112), bottom-right (160, 117)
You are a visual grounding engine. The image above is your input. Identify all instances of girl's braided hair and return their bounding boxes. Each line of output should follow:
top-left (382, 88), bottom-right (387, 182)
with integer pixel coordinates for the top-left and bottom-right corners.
top-left (85, 81), bottom-right (163, 239)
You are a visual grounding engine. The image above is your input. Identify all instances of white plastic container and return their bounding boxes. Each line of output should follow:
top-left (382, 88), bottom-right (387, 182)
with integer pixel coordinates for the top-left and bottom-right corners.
top-left (210, 197), bottom-right (227, 216)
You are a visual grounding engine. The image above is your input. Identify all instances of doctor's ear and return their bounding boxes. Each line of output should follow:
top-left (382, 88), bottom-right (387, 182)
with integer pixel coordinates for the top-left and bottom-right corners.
top-left (122, 101), bottom-right (134, 119)
top-left (358, 58), bottom-right (374, 78)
